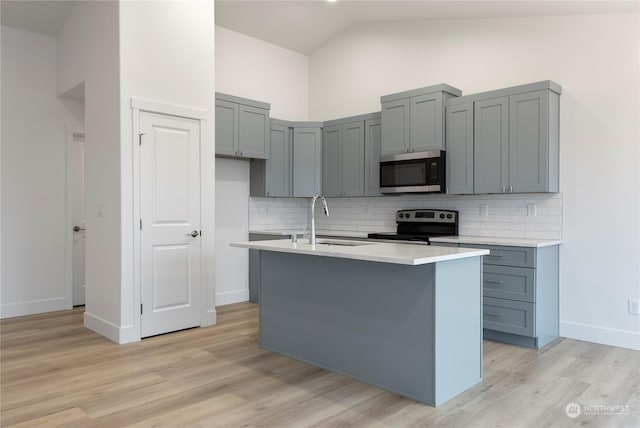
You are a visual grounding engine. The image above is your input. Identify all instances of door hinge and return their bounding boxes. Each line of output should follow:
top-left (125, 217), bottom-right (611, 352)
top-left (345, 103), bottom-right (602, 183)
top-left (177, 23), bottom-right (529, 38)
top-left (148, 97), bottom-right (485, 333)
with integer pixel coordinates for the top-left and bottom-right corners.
top-left (139, 133), bottom-right (145, 146)
top-left (200, 230), bottom-right (202, 237)
top-left (140, 304), bottom-right (143, 315)
top-left (140, 219), bottom-right (142, 230)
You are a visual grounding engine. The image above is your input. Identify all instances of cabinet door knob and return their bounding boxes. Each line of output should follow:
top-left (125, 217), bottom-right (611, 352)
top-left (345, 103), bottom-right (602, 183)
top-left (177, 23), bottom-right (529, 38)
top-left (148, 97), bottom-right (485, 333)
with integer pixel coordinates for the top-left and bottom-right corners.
top-left (240, 151), bottom-right (243, 156)
top-left (509, 186), bottom-right (513, 193)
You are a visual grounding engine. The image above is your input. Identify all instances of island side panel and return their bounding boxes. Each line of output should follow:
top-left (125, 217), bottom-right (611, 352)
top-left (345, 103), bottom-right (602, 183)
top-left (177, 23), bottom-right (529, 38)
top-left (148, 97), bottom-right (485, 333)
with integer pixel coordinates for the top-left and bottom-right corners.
top-left (259, 251), bottom-right (437, 405)
top-left (434, 256), bottom-right (483, 405)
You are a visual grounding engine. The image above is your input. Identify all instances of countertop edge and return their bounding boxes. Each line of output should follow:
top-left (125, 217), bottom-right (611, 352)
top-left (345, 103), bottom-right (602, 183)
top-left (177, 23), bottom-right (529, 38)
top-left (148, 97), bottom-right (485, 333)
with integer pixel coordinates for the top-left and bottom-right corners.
top-left (232, 240), bottom-right (489, 266)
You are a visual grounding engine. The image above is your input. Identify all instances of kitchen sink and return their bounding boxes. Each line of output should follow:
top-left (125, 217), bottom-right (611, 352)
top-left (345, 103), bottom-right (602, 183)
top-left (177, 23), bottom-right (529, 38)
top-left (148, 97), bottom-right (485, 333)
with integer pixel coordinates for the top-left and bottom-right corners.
top-left (314, 239), bottom-right (372, 247)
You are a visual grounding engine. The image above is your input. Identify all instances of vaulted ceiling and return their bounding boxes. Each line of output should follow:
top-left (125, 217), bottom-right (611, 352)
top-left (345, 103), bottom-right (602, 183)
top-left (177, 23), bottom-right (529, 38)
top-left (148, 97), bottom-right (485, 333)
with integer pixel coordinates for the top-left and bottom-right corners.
top-left (1, 0), bottom-right (638, 55)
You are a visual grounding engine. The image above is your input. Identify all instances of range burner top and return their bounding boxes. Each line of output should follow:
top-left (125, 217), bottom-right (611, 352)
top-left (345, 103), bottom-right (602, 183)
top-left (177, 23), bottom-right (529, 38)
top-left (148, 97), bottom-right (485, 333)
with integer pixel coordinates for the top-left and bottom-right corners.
top-left (367, 209), bottom-right (459, 244)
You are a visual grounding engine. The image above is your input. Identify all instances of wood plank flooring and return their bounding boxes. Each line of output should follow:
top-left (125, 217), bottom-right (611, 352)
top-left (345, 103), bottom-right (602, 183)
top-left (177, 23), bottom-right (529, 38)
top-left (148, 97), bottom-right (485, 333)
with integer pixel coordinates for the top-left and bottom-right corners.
top-left (1, 303), bottom-right (638, 427)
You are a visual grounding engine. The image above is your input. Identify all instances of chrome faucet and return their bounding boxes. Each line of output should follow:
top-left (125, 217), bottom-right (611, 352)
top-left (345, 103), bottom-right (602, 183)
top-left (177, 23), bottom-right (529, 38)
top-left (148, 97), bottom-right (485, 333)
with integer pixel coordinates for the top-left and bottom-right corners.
top-left (310, 195), bottom-right (330, 245)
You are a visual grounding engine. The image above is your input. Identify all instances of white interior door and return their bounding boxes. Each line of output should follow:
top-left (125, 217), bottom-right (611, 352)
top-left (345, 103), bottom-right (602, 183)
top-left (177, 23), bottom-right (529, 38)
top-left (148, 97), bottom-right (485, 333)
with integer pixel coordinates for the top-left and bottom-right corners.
top-left (140, 111), bottom-right (201, 338)
top-left (71, 133), bottom-right (86, 306)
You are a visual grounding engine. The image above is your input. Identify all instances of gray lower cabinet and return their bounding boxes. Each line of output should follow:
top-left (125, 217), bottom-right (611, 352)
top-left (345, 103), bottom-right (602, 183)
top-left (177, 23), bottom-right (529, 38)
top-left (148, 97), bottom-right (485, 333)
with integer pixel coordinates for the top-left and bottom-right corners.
top-left (215, 92), bottom-right (270, 159)
top-left (380, 84), bottom-right (462, 156)
top-left (466, 243), bottom-right (559, 349)
top-left (251, 120), bottom-right (322, 198)
top-left (446, 81), bottom-right (561, 194)
top-left (249, 233), bottom-right (289, 303)
top-left (323, 112), bottom-right (381, 198)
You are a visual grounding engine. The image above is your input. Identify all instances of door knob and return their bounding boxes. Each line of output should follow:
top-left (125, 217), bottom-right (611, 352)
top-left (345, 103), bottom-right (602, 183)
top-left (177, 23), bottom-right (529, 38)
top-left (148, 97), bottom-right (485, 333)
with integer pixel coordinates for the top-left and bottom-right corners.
top-left (190, 230), bottom-right (200, 237)
top-left (73, 225), bottom-right (86, 232)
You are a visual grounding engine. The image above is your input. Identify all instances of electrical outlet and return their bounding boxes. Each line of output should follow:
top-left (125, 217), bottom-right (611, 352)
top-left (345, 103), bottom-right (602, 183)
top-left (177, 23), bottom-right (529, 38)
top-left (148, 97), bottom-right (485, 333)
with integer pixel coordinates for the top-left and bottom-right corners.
top-left (628, 299), bottom-right (639, 316)
top-left (527, 203), bottom-right (537, 217)
top-left (480, 205), bottom-right (489, 217)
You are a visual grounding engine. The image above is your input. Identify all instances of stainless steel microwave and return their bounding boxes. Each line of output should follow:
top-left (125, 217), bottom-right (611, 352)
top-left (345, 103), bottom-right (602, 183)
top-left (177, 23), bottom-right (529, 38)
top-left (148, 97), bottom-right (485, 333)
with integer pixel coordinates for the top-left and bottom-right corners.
top-left (379, 150), bottom-right (446, 194)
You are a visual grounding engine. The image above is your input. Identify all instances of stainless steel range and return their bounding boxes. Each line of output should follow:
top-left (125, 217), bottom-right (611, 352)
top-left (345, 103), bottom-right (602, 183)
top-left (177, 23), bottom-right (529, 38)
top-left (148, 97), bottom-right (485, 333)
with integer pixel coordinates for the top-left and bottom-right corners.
top-left (367, 209), bottom-right (458, 244)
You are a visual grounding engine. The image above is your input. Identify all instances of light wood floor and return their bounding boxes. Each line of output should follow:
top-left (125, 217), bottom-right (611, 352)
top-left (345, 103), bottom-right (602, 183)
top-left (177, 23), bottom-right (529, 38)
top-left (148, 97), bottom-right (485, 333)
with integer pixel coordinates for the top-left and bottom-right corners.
top-left (1, 303), bottom-right (638, 427)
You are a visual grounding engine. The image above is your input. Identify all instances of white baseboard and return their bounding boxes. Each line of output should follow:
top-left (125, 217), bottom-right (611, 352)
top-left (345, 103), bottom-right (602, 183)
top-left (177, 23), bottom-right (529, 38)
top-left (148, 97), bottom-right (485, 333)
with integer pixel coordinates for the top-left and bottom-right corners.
top-left (84, 312), bottom-right (140, 344)
top-left (215, 289), bottom-right (249, 306)
top-left (560, 320), bottom-right (640, 351)
top-left (0, 297), bottom-right (71, 319)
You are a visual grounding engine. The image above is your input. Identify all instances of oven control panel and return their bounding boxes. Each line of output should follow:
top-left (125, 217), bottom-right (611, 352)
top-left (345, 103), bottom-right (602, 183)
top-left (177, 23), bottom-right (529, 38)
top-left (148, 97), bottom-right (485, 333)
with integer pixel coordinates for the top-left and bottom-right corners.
top-left (396, 209), bottom-right (457, 223)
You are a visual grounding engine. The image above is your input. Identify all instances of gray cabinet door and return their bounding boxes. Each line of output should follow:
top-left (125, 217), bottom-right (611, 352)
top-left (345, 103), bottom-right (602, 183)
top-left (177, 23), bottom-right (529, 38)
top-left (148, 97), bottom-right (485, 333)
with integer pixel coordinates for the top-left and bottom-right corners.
top-left (509, 90), bottom-right (549, 193)
top-left (239, 104), bottom-right (269, 159)
top-left (474, 97), bottom-right (509, 194)
top-left (322, 125), bottom-right (341, 197)
top-left (364, 118), bottom-right (382, 196)
top-left (341, 121), bottom-right (365, 197)
top-left (411, 92), bottom-right (443, 152)
top-left (446, 103), bottom-right (474, 194)
top-left (215, 99), bottom-right (238, 156)
top-left (293, 127), bottom-right (322, 197)
top-left (266, 124), bottom-right (291, 197)
top-left (381, 98), bottom-right (410, 156)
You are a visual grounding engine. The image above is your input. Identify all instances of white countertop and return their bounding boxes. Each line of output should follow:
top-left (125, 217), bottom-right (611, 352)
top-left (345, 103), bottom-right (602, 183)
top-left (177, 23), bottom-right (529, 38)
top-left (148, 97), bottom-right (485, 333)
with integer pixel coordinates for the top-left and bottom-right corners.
top-left (249, 229), bottom-right (562, 248)
top-left (430, 236), bottom-right (562, 248)
top-left (232, 239), bottom-right (489, 266)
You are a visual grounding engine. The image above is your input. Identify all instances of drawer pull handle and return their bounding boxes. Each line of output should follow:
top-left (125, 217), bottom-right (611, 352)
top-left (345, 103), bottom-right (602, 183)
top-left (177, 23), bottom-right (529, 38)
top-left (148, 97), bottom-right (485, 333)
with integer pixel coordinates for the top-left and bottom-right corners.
top-left (485, 279), bottom-right (503, 284)
top-left (487, 253), bottom-right (503, 258)
top-left (485, 312), bottom-right (503, 318)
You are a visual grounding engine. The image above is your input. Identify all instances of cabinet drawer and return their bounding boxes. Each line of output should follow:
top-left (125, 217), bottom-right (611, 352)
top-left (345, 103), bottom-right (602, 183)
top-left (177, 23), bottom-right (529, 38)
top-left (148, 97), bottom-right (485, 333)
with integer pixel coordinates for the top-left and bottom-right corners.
top-left (467, 244), bottom-right (535, 268)
top-left (483, 297), bottom-right (535, 337)
top-left (483, 265), bottom-right (535, 303)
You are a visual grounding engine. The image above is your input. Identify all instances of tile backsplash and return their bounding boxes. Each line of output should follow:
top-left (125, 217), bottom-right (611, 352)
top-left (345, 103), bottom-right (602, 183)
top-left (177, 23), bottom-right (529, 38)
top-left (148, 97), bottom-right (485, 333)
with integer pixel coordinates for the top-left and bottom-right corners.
top-left (249, 193), bottom-right (563, 240)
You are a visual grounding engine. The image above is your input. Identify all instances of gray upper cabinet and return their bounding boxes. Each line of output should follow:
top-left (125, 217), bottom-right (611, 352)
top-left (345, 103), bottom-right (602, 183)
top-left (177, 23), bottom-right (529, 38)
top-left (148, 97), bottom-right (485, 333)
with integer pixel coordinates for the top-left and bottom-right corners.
top-left (364, 118), bottom-right (382, 196)
top-left (380, 84), bottom-right (462, 156)
top-left (323, 113), bottom-right (379, 198)
top-left (215, 92), bottom-right (270, 159)
top-left (293, 127), bottom-right (323, 197)
top-left (509, 90), bottom-right (557, 193)
top-left (445, 103), bottom-right (474, 195)
top-left (250, 120), bottom-right (290, 197)
top-left (265, 123), bottom-right (291, 197)
top-left (410, 92), bottom-right (443, 153)
top-left (251, 120), bottom-right (322, 198)
top-left (381, 99), bottom-right (409, 156)
top-left (447, 81), bottom-right (561, 194)
top-left (474, 97), bottom-right (509, 194)
top-left (322, 125), bottom-right (341, 197)
top-left (322, 121), bottom-right (365, 197)
top-left (340, 121), bottom-right (365, 196)
top-left (215, 99), bottom-right (238, 157)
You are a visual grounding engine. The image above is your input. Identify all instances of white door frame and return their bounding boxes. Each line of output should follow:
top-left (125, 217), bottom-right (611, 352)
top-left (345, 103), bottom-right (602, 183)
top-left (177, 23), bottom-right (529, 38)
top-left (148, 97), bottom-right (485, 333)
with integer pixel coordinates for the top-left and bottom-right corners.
top-left (65, 124), bottom-right (86, 310)
top-left (131, 98), bottom-right (216, 340)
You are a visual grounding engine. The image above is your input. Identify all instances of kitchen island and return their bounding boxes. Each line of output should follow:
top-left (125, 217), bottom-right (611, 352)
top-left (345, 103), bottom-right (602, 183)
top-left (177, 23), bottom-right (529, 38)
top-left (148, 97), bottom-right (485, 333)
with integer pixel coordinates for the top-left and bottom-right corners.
top-left (231, 239), bottom-right (489, 406)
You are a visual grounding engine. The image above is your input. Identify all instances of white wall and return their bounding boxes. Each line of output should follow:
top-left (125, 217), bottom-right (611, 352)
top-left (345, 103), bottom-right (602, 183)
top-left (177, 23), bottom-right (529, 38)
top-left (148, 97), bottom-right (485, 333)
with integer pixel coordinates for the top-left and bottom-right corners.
top-left (215, 158), bottom-right (250, 305)
top-left (1, 25), bottom-right (84, 317)
top-left (119, 0), bottom-right (216, 340)
top-left (215, 26), bottom-right (309, 121)
top-left (57, 1), bottom-right (123, 340)
top-left (214, 26), bottom-right (310, 306)
top-left (308, 14), bottom-right (640, 349)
